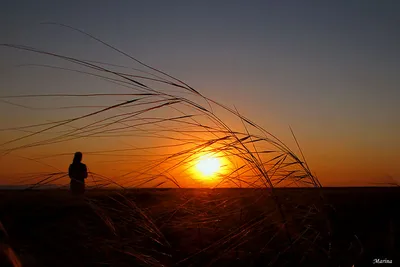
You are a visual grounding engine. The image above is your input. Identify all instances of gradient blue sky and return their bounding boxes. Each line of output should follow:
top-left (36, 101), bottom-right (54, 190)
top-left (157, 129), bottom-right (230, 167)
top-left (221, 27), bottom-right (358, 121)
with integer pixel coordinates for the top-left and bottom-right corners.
top-left (1, 1), bottom-right (399, 185)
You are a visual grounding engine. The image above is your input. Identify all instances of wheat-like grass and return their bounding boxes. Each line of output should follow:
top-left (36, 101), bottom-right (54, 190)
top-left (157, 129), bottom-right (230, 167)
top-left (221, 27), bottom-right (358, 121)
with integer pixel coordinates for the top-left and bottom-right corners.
top-left (0, 24), bottom-right (346, 266)
top-left (0, 220), bottom-right (22, 267)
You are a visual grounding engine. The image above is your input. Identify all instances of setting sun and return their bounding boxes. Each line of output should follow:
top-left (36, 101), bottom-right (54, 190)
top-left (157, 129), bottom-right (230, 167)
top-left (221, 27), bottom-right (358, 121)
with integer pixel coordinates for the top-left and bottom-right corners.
top-left (196, 155), bottom-right (221, 177)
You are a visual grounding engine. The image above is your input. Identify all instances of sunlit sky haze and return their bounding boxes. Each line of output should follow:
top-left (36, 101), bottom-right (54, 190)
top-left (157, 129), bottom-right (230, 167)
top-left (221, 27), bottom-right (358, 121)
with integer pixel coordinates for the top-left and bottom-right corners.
top-left (0, 1), bottom-right (399, 186)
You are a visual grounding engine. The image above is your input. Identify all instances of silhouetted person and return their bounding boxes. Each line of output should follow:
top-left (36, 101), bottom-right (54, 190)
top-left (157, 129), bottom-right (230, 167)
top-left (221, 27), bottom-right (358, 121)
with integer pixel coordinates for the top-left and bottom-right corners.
top-left (68, 152), bottom-right (88, 195)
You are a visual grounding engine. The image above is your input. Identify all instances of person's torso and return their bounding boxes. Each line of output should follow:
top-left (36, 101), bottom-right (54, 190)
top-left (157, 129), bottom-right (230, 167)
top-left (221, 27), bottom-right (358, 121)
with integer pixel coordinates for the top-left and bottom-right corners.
top-left (69, 163), bottom-right (86, 181)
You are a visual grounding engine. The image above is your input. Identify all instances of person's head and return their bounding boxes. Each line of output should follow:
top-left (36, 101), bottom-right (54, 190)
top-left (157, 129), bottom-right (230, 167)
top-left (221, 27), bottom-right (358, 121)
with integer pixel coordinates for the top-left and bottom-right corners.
top-left (73, 152), bottom-right (83, 163)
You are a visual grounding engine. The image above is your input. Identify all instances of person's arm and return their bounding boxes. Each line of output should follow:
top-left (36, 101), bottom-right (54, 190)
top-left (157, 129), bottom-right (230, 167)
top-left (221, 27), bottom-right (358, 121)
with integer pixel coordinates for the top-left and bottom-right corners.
top-left (83, 164), bottom-right (88, 179)
top-left (68, 165), bottom-right (72, 179)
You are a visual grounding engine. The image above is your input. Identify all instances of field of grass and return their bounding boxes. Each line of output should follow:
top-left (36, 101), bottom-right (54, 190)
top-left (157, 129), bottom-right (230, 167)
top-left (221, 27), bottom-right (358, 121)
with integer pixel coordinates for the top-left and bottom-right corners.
top-left (0, 187), bottom-right (398, 267)
top-left (0, 25), bottom-right (398, 267)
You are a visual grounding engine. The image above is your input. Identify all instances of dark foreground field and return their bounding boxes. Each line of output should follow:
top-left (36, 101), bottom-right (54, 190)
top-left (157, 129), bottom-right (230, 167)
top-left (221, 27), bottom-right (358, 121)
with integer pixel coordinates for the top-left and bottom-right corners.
top-left (0, 187), bottom-right (398, 267)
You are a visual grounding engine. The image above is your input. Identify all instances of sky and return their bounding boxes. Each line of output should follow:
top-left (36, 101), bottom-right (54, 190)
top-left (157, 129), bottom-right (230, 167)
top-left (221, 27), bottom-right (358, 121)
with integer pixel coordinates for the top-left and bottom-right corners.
top-left (0, 0), bottom-right (399, 186)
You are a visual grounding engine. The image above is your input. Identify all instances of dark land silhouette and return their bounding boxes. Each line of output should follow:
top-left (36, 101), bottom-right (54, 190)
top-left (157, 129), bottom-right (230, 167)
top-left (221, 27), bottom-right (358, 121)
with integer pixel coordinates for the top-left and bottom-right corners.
top-left (0, 187), bottom-right (398, 267)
